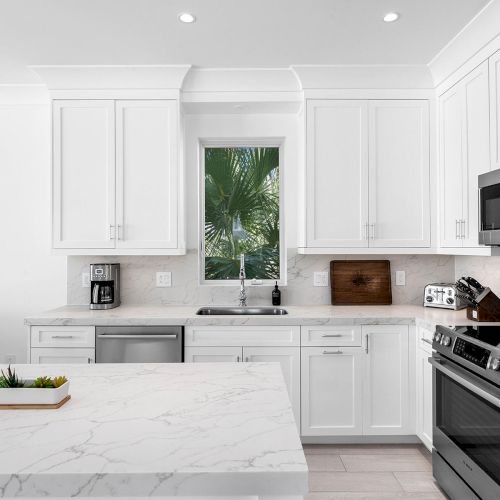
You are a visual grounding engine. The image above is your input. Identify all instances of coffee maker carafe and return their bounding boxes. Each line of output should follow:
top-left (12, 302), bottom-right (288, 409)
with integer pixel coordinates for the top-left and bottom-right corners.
top-left (90, 264), bottom-right (120, 310)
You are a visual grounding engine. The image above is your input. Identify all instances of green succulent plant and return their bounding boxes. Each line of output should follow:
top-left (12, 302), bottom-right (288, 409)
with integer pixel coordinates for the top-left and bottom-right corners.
top-left (32, 376), bottom-right (54, 388)
top-left (52, 376), bottom-right (68, 388)
top-left (0, 365), bottom-right (24, 388)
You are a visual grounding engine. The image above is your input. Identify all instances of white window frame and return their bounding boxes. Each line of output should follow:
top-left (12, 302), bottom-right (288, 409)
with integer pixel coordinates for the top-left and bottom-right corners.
top-left (199, 138), bottom-right (286, 286)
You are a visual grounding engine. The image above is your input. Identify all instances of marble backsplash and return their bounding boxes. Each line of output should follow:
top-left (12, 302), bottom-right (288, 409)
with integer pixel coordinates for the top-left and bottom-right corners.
top-left (68, 251), bottom-right (454, 306)
top-left (455, 256), bottom-right (500, 295)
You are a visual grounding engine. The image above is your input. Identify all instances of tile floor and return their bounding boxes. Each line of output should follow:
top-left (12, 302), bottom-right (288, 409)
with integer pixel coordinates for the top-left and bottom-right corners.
top-left (303, 444), bottom-right (449, 499)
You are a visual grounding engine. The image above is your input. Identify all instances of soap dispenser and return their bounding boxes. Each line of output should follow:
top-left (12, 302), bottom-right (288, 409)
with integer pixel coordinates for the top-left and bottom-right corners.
top-left (272, 281), bottom-right (281, 306)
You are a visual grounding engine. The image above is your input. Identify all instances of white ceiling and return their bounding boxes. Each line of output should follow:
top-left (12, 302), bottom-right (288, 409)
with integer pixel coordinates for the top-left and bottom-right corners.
top-left (0, 0), bottom-right (491, 84)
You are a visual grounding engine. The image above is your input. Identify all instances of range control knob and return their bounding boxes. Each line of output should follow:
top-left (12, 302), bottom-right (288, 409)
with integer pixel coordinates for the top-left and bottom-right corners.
top-left (446, 297), bottom-right (454, 305)
top-left (490, 358), bottom-right (500, 371)
top-left (434, 333), bottom-right (442, 342)
top-left (442, 336), bottom-right (451, 347)
top-left (426, 296), bottom-right (434, 303)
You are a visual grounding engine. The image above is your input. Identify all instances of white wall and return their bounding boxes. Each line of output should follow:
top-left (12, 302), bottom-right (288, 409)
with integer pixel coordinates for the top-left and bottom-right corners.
top-left (0, 87), bottom-right (66, 363)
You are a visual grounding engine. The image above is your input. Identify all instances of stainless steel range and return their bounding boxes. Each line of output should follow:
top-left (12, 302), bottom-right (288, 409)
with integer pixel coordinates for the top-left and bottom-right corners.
top-left (431, 324), bottom-right (500, 500)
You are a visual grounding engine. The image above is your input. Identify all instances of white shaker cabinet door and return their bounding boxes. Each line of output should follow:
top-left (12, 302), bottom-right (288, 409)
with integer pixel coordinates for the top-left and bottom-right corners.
top-left (184, 346), bottom-right (242, 363)
top-left (52, 100), bottom-right (115, 248)
top-left (301, 346), bottom-right (364, 436)
top-left (30, 348), bottom-right (95, 364)
top-left (368, 101), bottom-right (430, 247)
top-left (462, 61), bottom-right (490, 247)
top-left (362, 325), bottom-right (410, 435)
top-left (305, 100), bottom-right (369, 248)
top-left (115, 100), bottom-right (178, 249)
top-left (490, 49), bottom-right (500, 171)
top-left (416, 329), bottom-right (433, 451)
top-left (243, 346), bottom-right (300, 426)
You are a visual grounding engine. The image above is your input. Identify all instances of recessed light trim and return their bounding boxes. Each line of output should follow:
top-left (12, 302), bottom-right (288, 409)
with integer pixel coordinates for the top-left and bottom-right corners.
top-left (383, 12), bottom-right (400, 23)
top-left (178, 12), bottom-right (196, 23)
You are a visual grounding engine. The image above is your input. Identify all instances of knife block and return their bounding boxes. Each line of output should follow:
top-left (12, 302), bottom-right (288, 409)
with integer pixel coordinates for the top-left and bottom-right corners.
top-left (466, 290), bottom-right (500, 322)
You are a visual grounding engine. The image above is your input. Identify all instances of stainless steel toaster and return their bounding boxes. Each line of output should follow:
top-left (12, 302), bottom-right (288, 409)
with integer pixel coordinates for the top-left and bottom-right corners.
top-left (423, 283), bottom-right (467, 310)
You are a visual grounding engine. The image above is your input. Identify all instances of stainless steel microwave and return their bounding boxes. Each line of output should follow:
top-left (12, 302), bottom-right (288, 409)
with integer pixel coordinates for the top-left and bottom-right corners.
top-left (479, 169), bottom-right (500, 245)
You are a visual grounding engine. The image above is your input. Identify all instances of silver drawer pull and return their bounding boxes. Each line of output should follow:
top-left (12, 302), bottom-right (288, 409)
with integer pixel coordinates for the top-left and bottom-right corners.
top-left (421, 338), bottom-right (433, 345)
top-left (52, 335), bottom-right (75, 339)
top-left (321, 334), bottom-right (343, 338)
top-left (97, 334), bottom-right (178, 339)
top-left (323, 350), bottom-right (343, 355)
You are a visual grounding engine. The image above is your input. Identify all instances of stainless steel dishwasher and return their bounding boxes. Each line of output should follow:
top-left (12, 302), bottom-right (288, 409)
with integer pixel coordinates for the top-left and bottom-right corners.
top-left (96, 326), bottom-right (183, 363)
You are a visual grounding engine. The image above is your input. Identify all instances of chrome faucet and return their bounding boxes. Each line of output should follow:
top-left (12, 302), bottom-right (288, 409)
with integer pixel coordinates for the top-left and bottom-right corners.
top-left (239, 253), bottom-right (247, 307)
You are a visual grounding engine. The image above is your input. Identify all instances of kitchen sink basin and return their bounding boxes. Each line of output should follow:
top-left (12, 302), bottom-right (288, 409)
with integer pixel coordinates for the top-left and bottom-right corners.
top-left (196, 306), bottom-right (288, 316)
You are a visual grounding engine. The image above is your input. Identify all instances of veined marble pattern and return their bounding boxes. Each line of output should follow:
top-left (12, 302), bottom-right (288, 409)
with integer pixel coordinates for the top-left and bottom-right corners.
top-left (67, 251), bottom-right (454, 307)
top-left (455, 256), bottom-right (500, 295)
top-left (0, 363), bottom-right (307, 497)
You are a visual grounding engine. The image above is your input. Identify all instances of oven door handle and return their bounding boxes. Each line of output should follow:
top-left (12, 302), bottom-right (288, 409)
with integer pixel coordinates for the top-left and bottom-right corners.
top-left (429, 357), bottom-right (500, 408)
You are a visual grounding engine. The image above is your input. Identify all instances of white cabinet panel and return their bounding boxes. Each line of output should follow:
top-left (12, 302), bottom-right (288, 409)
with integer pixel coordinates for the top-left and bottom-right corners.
top-left (31, 348), bottom-right (95, 364)
top-left (416, 326), bottom-right (433, 451)
top-left (301, 347), bottom-right (363, 436)
top-left (184, 346), bottom-right (242, 362)
top-left (30, 326), bottom-right (95, 348)
top-left (362, 325), bottom-right (410, 435)
top-left (490, 49), bottom-right (500, 171)
top-left (243, 346), bottom-right (300, 425)
top-left (301, 325), bottom-right (362, 347)
top-left (306, 100), bottom-right (369, 248)
top-left (368, 101), bottom-right (430, 247)
top-left (52, 100), bottom-right (115, 248)
top-left (116, 100), bottom-right (178, 249)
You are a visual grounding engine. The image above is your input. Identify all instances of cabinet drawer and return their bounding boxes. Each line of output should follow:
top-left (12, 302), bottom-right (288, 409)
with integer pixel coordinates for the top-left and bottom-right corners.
top-left (301, 325), bottom-right (362, 346)
top-left (185, 326), bottom-right (300, 347)
top-left (31, 326), bottom-right (95, 348)
top-left (30, 347), bottom-right (95, 364)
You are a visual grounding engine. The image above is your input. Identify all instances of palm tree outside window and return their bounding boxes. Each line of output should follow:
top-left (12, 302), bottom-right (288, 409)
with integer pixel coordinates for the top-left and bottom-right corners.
top-left (202, 144), bottom-right (282, 282)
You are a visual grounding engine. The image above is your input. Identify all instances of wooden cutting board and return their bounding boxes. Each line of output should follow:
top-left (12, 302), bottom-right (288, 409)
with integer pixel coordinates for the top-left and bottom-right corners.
top-left (330, 260), bottom-right (392, 305)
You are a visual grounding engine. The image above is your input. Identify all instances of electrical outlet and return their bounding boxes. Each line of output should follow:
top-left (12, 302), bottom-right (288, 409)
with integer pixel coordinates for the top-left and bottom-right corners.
top-left (396, 270), bottom-right (406, 286)
top-left (156, 271), bottom-right (172, 288)
top-left (81, 272), bottom-right (90, 288)
top-left (5, 354), bottom-right (16, 364)
top-left (313, 271), bottom-right (329, 287)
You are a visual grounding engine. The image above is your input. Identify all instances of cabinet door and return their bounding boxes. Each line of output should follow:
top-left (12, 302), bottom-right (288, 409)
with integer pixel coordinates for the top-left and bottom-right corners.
top-left (368, 101), bottom-right (430, 247)
top-left (52, 100), bottom-right (115, 248)
top-left (116, 100), bottom-right (178, 249)
top-left (301, 347), bottom-right (363, 436)
top-left (243, 346), bottom-right (300, 425)
top-left (439, 87), bottom-right (464, 248)
top-left (184, 346), bottom-right (242, 362)
top-left (305, 100), bottom-right (369, 248)
top-left (30, 348), bottom-right (95, 364)
top-left (462, 62), bottom-right (491, 247)
top-left (362, 325), bottom-right (410, 435)
top-left (490, 49), bottom-right (500, 171)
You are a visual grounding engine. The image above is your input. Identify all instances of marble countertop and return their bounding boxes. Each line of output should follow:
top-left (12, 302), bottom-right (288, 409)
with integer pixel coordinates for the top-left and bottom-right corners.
top-left (25, 304), bottom-right (475, 329)
top-left (0, 362), bottom-right (307, 497)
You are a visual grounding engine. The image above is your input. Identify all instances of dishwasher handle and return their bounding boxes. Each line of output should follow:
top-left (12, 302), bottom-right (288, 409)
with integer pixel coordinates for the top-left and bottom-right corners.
top-left (97, 334), bottom-right (178, 339)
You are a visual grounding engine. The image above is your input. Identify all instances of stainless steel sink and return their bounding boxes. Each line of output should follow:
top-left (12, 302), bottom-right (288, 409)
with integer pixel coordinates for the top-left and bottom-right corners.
top-left (196, 306), bottom-right (288, 316)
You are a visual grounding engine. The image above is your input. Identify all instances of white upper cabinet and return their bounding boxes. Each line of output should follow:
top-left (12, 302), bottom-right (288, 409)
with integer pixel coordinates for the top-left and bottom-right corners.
top-left (52, 98), bottom-right (184, 254)
top-left (302, 99), bottom-right (430, 252)
top-left (305, 100), bottom-right (369, 248)
top-left (115, 101), bottom-right (178, 249)
top-left (490, 49), bottom-right (500, 171)
top-left (368, 101), bottom-right (430, 248)
top-left (53, 100), bottom-right (116, 249)
top-left (439, 61), bottom-right (490, 249)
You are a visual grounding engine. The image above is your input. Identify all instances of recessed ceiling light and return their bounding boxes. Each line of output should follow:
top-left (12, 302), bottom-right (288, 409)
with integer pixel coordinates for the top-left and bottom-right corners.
top-left (178, 12), bottom-right (196, 24)
top-left (383, 12), bottom-right (400, 23)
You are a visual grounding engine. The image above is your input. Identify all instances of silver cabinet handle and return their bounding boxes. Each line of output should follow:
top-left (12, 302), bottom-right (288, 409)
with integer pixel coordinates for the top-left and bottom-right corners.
top-left (421, 338), bottom-right (433, 345)
top-left (461, 219), bottom-right (466, 239)
top-left (52, 335), bottom-right (74, 339)
top-left (109, 224), bottom-right (115, 240)
top-left (97, 334), bottom-right (178, 339)
top-left (365, 334), bottom-right (369, 354)
top-left (322, 334), bottom-right (342, 338)
top-left (323, 350), bottom-right (343, 354)
top-left (370, 223), bottom-right (375, 240)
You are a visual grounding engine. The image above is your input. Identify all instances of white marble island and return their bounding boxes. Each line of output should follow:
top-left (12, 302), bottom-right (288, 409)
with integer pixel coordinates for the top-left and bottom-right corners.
top-left (0, 363), bottom-right (308, 499)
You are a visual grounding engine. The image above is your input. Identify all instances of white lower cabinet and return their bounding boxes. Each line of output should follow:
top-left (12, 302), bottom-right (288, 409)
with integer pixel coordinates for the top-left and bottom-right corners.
top-left (184, 346), bottom-right (242, 363)
top-left (301, 347), bottom-right (364, 436)
top-left (416, 327), bottom-right (433, 450)
top-left (30, 347), bottom-right (95, 364)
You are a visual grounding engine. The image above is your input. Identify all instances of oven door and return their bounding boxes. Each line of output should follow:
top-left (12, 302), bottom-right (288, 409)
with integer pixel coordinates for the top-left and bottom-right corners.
top-left (431, 354), bottom-right (500, 500)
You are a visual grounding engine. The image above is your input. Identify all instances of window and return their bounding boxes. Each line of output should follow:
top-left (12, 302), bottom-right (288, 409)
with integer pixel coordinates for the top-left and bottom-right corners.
top-left (201, 143), bottom-right (283, 283)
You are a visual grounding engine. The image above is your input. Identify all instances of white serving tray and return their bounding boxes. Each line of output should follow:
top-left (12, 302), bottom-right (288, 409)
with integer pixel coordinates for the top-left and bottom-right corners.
top-left (0, 381), bottom-right (69, 405)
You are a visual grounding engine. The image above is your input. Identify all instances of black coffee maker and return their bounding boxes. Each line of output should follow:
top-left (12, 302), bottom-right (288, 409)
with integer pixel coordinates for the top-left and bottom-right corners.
top-left (90, 263), bottom-right (120, 310)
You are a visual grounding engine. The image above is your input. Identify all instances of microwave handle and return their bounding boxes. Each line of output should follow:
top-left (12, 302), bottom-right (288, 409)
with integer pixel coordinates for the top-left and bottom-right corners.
top-left (429, 356), bottom-right (500, 408)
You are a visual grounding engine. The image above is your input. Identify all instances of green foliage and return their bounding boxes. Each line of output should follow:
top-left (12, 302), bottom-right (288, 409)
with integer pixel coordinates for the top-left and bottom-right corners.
top-left (32, 376), bottom-right (54, 388)
top-left (0, 365), bottom-right (24, 388)
top-left (204, 147), bottom-right (280, 280)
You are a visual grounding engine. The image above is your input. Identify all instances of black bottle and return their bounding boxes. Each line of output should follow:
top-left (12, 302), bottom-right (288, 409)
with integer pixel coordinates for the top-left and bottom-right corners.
top-left (272, 281), bottom-right (281, 306)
